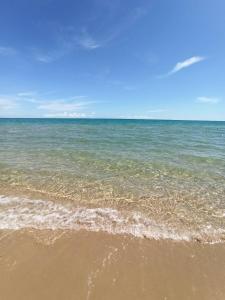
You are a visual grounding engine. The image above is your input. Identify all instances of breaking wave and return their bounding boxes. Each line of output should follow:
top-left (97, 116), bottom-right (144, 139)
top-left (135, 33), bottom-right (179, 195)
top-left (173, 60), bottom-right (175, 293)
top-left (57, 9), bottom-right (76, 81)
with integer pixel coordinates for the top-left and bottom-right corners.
top-left (0, 195), bottom-right (224, 243)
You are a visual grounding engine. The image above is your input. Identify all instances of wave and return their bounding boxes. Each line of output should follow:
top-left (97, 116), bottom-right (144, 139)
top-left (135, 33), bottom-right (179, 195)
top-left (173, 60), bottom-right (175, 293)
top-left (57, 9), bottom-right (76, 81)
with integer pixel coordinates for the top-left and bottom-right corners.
top-left (0, 195), bottom-right (224, 243)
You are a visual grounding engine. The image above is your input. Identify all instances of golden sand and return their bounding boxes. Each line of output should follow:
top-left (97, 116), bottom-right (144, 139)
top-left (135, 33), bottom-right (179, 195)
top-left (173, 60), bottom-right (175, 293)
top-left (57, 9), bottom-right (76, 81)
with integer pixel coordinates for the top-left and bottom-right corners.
top-left (0, 230), bottom-right (225, 300)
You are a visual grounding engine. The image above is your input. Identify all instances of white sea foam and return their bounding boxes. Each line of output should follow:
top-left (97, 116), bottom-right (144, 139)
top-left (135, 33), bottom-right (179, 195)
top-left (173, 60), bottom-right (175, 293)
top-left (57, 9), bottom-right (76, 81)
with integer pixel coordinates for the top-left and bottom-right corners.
top-left (0, 195), bottom-right (224, 243)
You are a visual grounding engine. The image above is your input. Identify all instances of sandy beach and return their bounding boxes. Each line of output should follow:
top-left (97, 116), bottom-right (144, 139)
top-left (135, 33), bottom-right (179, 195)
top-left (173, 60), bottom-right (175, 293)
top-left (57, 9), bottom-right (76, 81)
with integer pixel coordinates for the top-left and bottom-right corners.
top-left (0, 230), bottom-right (225, 300)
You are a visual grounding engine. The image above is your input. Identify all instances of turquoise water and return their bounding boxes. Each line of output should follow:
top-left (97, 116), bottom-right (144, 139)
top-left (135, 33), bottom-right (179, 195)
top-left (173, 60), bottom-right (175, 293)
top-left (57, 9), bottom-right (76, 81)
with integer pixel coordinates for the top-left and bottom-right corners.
top-left (0, 119), bottom-right (225, 242)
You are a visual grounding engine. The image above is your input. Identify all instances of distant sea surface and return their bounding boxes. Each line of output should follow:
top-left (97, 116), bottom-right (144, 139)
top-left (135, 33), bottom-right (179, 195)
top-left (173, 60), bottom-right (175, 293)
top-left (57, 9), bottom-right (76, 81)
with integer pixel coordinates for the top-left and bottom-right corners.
top-left (0, 118), bottom-right (225, 243)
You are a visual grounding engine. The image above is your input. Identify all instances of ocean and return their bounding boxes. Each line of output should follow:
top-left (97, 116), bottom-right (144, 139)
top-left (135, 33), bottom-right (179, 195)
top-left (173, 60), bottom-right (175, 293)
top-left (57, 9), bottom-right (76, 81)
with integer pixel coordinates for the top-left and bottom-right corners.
top-left (0, 118), bottom-right (225, 243)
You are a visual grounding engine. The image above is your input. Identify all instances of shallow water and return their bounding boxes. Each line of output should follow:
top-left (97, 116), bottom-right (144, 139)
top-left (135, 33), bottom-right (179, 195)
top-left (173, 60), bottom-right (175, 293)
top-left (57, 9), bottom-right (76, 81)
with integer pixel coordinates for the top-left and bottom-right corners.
top-left (0, 118), bottom-right (225, 242)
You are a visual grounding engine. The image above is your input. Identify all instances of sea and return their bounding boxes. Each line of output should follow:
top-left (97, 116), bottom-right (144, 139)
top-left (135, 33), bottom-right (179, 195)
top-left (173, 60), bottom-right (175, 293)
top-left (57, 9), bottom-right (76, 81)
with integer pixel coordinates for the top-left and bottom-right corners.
top-left (0, 118), bottom-right (225, 243)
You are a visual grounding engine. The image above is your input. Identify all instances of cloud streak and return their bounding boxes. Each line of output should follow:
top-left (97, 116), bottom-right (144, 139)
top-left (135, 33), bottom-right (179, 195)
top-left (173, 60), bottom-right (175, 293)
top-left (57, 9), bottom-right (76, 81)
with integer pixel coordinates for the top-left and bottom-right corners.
top-left (34, 49), bottom-right (67, 63)
top-left (44, 112), bottom-right (95, 118)
top-left (0, 46), bottom-right (16, 56)
top-left (169, 56), bottom-right (206, 75)
top-left (158, 56), bottom-right (207, 78)
top-left (33, 3), bottom-right (150, 63)
top-left (197, 96), bottom-right (220, 104)
top-left (148, 109), bottom-right (166, 113)
top-left (0, 97), bottom-right (17, 113)
top-left (0, 92), bottom-right (96, 118)
top-left (38, 100), bottom-right (90, 112)
top-left (37, 97), bottom-right (96, 118)
top-left (17, 91), bottom-right (37, 98)
top-left (33, 30), bottom-right (101, 63)
top-left (76, 30), bottom-right (101, 50)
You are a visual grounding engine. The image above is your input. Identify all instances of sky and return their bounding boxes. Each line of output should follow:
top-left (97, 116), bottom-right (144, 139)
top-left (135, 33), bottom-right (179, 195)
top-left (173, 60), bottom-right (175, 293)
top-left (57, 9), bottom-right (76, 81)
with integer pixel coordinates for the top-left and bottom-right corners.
top-left (0, 0), bottom-right (225, 120)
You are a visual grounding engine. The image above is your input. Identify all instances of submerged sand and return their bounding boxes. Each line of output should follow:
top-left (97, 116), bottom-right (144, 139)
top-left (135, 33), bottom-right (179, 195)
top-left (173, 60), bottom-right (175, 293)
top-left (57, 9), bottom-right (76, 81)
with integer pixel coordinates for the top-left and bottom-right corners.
top-left (0, 230), bottom-right (225, 300)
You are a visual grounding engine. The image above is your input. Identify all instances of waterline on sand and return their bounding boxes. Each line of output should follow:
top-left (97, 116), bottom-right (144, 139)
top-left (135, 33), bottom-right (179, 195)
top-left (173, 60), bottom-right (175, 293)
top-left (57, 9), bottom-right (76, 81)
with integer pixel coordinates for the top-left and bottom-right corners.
top-left (1, 195), bottom-right (224, 243)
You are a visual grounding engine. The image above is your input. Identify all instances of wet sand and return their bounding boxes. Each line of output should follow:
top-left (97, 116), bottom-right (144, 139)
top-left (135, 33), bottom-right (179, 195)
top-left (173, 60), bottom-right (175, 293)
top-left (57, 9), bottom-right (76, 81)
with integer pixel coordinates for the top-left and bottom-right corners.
top-left (0, 230), bottom-right (225, 300)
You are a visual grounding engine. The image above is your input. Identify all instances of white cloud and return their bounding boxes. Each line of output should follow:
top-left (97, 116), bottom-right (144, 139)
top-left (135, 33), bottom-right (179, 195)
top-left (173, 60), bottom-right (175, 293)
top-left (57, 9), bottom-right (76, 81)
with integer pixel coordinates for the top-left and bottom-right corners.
top-left (37, 97), bottom-right (96, 118)
top-left (0, 98), bottom-right (17, 111)
top-left (75, 5), bottom-right (149, 51)
top-left (77, 33), bottom-right (101, 50)
top-left (0, 46), bottom-right (16, 56)
top-left (0, 92), bottom-right (95, 117)
top-left (148, 109), bottom-right (166, 113)
top-left (33, 4), bottom-right (151, 63)
top-left (168, 56), bottom-right (206, 75)
top-left (17, 91), bottom-right (37, 97)
top-left (36, 55), bottom-right (52, 63)
top-left (197, 96), bottom-right (220, 104)
top-left (16, 91), bottom-right (40, 104)
top-left (33, 44), bottom-right (71, 63)
top-left (38, 100), bottom-right (90, 112)
top-left (44, 112), bottom-right (95, 118)
top-left (35, 53), bottom-right (60, 63)
top-left (34, 32), bottom-right (101, 63)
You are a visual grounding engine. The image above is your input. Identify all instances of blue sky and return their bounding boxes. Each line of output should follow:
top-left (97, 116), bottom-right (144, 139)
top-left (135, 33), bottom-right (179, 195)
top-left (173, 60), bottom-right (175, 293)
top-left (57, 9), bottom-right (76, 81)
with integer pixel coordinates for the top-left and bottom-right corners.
top-left (0, 0), bottom-right (225, 120)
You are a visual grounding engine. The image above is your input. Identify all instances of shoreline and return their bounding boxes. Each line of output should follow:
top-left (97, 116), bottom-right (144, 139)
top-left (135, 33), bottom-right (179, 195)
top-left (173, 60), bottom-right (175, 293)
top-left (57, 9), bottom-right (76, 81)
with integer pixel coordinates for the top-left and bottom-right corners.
top-left (1, 193), bottom-right (224, 244)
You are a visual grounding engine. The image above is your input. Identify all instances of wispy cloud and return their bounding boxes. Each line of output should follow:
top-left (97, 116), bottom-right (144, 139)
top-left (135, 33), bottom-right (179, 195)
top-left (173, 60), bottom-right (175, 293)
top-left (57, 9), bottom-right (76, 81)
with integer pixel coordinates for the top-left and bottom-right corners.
top-left (148, 109), bottom-right (166, 113)
top-left (0, 91), bottom-right (95, 118)
top-left (0, 92), bottom-right (38, 116)
top-left (38, 99), bottom-right (90, 112)
top-left (0, 97), bottom-right (17, 112)
top-left (33, 3), bottom-right (150, 63)
top-left (159, 56), bottom-right (206, 78)
top-left (197, 96), bottom-right (220, 104)
top-left (44, 112), bottom-right (95, 118)
top-left (34, 49), bottom-right (66, 63)
top-left (35, 53), bottom-right (56, 63)
top-left (17, 91), bottom-right (37, 98)
top-left (37, 96), bottom-right (96, 118)
top-left (33, 31), bottom-right (101, 63)
top-left (0, 46), bottom-right (16, 56)
top-left (76, 30), bottom-right (101, 50)
top-left (169, 56), bottom-right (206, 75)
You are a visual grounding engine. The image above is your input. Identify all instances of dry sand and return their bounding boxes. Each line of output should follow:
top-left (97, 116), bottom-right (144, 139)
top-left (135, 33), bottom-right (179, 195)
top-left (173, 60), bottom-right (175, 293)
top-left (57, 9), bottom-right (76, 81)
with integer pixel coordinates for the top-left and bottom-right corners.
top-left (0, 230), bottom-right (225, 300)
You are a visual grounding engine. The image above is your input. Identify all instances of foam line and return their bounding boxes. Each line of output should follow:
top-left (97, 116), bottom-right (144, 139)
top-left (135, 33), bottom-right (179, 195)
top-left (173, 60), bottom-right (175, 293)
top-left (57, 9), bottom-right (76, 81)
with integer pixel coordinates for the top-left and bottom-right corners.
top-left (0, 195), bottom-right (224, 243)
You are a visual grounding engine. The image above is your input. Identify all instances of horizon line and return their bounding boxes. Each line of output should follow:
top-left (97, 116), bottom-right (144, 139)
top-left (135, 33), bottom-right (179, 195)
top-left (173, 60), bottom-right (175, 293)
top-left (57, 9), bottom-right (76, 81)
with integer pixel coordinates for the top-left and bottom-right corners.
top-left (0, 117), bottom-right (224, 122)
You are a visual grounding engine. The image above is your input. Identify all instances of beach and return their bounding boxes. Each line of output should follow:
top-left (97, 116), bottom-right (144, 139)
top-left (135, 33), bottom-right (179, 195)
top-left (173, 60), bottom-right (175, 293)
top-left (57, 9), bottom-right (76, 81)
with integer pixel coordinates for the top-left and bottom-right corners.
top-left (1, 230), bottom-right (225, 300)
